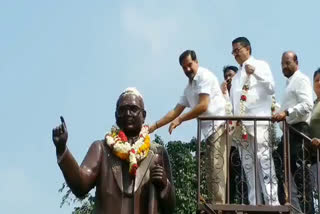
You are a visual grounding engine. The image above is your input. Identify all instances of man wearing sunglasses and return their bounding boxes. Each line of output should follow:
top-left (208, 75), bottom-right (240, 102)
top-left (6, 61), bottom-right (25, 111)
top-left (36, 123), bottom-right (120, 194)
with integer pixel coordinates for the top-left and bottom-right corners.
top-left (229, 37), bottom-right (279, 205)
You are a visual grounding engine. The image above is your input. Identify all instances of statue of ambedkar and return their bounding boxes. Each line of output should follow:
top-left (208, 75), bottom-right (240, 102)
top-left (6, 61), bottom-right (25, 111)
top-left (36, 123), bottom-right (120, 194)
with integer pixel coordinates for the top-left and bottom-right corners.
top-left (52, 88), bottom-right (175, 213)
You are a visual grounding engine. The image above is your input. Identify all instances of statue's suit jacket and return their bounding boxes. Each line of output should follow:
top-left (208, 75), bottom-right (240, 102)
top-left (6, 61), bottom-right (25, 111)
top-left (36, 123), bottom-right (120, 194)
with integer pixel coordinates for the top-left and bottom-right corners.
top-left (58, 141), bottom-right (175, 214)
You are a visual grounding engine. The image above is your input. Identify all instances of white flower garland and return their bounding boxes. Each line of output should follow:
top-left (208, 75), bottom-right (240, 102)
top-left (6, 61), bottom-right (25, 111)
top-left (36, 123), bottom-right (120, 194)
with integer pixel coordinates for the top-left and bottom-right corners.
top-left (105, 125), bottom-right (150, 176)
top-left (239, 75), bottom-right (250, 145)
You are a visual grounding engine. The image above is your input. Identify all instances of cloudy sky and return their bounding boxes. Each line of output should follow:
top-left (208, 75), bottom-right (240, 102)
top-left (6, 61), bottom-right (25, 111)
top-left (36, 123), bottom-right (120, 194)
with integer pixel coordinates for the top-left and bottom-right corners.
top-left (1, 0), bottom-right (319, 213)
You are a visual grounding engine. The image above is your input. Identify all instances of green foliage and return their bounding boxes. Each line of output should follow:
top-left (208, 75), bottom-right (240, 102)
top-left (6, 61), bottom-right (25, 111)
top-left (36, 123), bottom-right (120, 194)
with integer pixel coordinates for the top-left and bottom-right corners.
top-left (167, 139), bottom-right (197, 213)
top-left (71, 196), bottom-right (95, 214)
top-left (59, 183), bottom-right (95, 214)
top-left (59, 135), bottom-right (206, 213)
top-left (166, 137), bottom-right (208, 214)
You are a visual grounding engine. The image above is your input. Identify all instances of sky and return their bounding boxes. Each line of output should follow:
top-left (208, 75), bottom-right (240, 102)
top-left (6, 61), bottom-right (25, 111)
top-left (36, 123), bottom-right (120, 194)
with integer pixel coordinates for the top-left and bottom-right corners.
top-left (1, 1), bottom-right (319, 213)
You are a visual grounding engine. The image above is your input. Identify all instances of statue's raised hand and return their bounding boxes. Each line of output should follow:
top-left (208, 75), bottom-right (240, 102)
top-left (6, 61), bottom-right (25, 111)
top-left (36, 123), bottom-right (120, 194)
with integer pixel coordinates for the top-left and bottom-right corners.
top-left (52, 116), bottom-right (68, 154)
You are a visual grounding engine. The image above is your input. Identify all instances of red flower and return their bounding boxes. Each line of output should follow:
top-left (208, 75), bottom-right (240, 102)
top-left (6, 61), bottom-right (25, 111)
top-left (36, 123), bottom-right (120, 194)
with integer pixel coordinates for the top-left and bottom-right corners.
top-left (118, 131), bottom-right (128, 142)
top-left (242, 134), bottom-right (248, 141)
top-left (241, 95), bottom-right (247, 101)
top-left (131, 149), bottom-right (135, 154)
top-left (130, 164), bottom-right (138, 176)
top-left (228, 120), bottom-right (233, 125)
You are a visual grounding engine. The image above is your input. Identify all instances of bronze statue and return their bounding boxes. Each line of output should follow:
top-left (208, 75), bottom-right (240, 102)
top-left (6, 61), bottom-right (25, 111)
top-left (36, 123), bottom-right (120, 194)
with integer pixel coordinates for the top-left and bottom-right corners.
top-left (52, 88), bottom-right (175, 214)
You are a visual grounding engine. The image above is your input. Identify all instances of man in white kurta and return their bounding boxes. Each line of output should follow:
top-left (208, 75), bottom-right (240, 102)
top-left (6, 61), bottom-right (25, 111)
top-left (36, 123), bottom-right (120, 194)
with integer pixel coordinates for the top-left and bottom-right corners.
top-left (230, 37), bottom-right (279, 205)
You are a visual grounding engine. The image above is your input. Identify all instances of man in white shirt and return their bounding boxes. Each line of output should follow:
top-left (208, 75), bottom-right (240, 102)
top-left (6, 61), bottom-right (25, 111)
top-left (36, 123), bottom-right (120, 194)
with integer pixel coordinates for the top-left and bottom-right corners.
top-left (230, 37), bottom-right (279, 205)
top-left (149, 50), bottom-right (228, 205)
top-left (272, 51), bottom-right (314, 213)
top-left (221, 65), bottom-right (238, 98)
top-left (221, 66), bottom-right (238, 116)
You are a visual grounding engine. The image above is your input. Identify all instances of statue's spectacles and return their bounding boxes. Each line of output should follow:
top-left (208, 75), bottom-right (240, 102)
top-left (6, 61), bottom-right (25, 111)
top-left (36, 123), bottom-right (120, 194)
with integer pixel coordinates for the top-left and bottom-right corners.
top-left (117, 105), bottom-right (143, 117)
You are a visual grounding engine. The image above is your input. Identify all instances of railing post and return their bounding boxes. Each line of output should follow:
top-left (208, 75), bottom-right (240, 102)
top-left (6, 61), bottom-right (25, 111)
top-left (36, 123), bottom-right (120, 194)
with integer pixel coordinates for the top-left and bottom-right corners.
top-left (196, 118), bottom-right (201, 208)
top-left (269, 121), bottom-right (273, 206)
top-left (253, 120), bottom-right (260, 205)
top-left (283, 121), bottom-right (291, 205)
top-left (302, 138), bottom-right (306, 214)
top-left (317, 148), bottom-right (320, 210)
top-left (241, 131), bottom-right (244, 205)
top-left (226, 119), bottom-right (230, 204)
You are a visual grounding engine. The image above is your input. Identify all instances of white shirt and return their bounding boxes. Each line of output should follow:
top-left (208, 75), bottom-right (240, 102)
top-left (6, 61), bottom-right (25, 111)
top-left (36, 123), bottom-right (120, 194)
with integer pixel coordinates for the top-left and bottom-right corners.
top-left (280, 70), bottom-right (313, 124)
top-left (179, 66), bottom-right (226, 138)
top-left (230, 56), bottom-right (275, 119)
top-left (219, 84), bottom-right (233, 116)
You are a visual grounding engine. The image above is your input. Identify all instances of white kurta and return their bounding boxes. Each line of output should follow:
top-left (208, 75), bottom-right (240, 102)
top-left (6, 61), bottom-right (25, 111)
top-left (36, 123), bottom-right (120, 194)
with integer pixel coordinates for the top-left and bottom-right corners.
top-left (230, 56), bottom-right (279, 205)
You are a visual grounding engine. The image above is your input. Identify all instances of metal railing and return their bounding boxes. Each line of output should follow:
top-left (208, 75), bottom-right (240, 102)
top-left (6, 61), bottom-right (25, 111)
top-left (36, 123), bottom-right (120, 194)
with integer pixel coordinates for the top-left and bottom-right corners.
top-left (196, 116), bottom-right (320, 214)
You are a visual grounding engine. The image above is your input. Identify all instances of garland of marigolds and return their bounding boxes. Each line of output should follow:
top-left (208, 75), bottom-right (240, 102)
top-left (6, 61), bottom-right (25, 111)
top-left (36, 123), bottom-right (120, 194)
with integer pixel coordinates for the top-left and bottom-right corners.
top-left (105, 125), bottom-right (150, 176)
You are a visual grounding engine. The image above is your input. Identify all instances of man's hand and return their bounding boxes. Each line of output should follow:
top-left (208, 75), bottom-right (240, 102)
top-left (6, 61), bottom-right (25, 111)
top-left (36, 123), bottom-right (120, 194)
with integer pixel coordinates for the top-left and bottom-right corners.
top-left (151, 164), bottom-right (167, 190)
top-left (272, 111), bottom-right (287, 122)
top-left (149, 124), bottom-right (157, 134)
top-left (52, 116), bottom-right (68, 154)
top-left (169, 117), bottom-right (182, 134)
top-left (245, 64), bottom-right (255, 75)
top-left (312, 138), bottom-right (320, 148)
top-left (221, 81), bottom-right (228, 95)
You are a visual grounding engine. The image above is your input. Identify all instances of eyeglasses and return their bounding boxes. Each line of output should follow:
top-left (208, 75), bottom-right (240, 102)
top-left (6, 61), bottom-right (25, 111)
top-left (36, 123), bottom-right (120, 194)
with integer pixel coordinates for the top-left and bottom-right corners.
top-left (116, 105), bottom-right (143, 117)
top-left (231, 47), bottom-right (244, 55)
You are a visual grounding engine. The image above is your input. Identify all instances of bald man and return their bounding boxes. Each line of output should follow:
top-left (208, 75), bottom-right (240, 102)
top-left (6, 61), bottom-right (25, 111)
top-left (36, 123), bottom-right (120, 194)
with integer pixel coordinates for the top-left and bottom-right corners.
top-left (272, 51), bottom-right (314, 213)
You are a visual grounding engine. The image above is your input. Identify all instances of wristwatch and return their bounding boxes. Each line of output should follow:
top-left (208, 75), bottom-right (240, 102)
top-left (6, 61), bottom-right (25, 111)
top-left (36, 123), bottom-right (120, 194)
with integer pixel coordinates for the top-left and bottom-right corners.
top-left (285, 108), bottom-right (292, 116)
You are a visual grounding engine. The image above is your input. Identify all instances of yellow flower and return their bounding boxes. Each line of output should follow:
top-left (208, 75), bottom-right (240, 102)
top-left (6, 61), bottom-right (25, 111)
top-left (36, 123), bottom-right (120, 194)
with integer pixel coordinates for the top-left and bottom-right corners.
top-left (138, 135), bottom-right (150, 154)
top-left (114, 151), bottom-right (128, 160)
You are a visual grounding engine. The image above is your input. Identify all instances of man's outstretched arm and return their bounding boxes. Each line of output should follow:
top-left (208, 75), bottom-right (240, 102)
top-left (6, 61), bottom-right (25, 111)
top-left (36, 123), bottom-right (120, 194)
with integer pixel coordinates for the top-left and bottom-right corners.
top-left (169, 94), bottom-right (209, 134)
top-left (149, 104), bottom-right (185, 133)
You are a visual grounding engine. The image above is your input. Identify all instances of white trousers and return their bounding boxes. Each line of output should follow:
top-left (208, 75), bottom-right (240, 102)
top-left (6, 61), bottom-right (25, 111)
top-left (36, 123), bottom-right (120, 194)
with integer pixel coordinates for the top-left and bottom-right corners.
top-left (234, 125), bottom-right (280, 205)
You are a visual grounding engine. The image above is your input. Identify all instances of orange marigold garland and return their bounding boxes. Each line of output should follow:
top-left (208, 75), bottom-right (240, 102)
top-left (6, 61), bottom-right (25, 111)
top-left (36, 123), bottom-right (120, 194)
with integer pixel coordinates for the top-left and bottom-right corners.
top-left (105, 125), bottom-right (150, 176)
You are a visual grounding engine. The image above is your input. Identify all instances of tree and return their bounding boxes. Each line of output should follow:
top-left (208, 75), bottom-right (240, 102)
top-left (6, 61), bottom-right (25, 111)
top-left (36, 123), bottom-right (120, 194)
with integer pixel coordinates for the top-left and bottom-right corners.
top-left (59, 183), bottom-right (95, 214)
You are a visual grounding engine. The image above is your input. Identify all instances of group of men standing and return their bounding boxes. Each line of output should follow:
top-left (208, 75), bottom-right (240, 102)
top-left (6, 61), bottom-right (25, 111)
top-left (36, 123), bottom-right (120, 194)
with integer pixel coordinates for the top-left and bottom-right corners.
top-left (149, 37), bottom-right (315, 212)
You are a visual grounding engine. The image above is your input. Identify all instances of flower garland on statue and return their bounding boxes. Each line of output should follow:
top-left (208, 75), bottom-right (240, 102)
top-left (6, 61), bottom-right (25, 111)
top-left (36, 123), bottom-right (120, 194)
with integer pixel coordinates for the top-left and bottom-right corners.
top-left (105, 125), bottom-right (151, 176)
top-left (239, 76), bottom-right (250, 144)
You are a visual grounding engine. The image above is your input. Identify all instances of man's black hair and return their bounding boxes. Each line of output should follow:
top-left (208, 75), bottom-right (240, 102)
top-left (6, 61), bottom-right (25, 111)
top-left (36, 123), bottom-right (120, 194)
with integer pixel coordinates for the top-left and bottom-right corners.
top-left (232, 37), bottom-right (252, 54)
top-left (314, 68), bottom-right (320, 80)
top-left (179, 50), bottom-right (197, 66)
top-left (223, 65), bottom-right (238, 76)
